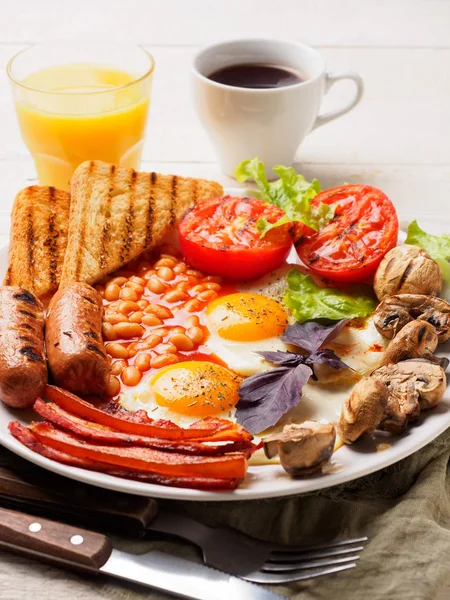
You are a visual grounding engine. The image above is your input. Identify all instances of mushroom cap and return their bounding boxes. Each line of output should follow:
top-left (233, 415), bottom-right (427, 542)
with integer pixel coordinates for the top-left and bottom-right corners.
top-left (382, 320), bottom-right (438, 365)
top-left (263, 421), bottom-right (336, 477)
top-left (338, 378), bottom-right (389, 444)
top-left (371, 359), bottom-right (447, 433)
top-left (372, 359), bottom-right (447, 409)
top-left (373, 294), bottom-right (450, 343)
top-left (374, 245), bottom-right (442, 301)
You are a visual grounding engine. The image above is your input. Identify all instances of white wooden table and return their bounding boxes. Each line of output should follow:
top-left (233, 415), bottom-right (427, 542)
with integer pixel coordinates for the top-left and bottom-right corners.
top-left (0, 0), bottom-right (449, 597)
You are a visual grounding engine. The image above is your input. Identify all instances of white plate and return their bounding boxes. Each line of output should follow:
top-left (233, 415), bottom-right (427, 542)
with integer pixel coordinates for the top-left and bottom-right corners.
top-left (1, 214), bottom-right (449, 501)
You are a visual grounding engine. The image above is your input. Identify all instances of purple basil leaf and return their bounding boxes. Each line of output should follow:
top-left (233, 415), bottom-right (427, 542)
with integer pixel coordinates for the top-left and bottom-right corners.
top-left (306, 349), bottom-right (352, 380)
top-left (236, 364), bottom-right (313, 434)
top-left (281, 319), bottom-right (349, 353)
top-left (257, 350), bottom-right (306, 367)
top-left (307, 349), bottom-right (351, 371)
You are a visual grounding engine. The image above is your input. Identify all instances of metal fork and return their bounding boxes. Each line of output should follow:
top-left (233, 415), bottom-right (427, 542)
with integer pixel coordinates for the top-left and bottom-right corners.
top-left (149, 511), bottom-right (368, 584)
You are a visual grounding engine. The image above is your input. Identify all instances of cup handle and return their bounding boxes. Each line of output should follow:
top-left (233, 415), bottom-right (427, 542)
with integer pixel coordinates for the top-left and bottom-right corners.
top-left (312, 71), bottom-right (364, 130)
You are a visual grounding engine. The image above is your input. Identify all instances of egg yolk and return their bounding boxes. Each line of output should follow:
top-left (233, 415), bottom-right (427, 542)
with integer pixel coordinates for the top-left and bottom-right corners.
top-left (206, 293), bottom-right (288, 341)
top-left (151, 361), bottom-right (241, 417)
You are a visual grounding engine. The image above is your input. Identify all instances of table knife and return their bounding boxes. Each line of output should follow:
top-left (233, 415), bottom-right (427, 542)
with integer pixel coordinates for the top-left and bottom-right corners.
top-left (0, 462), bottom-right (157, 535)
top-left (0, 506), bottom-right (282, 600)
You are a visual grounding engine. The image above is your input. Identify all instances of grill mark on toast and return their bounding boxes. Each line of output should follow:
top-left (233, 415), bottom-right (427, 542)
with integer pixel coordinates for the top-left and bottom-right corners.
top-left (99, 164), bottom-right (116, 272)
top-left (45, 187), bottom-right (58, 286)
top-left (121, 170), bottom-right (136, 263)
top-left (170, 176), bottom-right (177, 225)
top-left (26, 193), bottom-right (36, 289)
top-left (4, 266), bottom-right (12, 286)
top-left (75, 162), bottom-right (95, 280)
top-left (192, 179), bottom-right (198, 206)
top-left (144, 172), bottom-right (156, 248)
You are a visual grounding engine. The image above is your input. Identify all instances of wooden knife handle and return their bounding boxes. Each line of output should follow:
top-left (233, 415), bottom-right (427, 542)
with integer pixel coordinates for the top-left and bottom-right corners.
top-left (0, 506), bottom-right (113, 569)
top-left (0, 455), bottom-right (158, 534)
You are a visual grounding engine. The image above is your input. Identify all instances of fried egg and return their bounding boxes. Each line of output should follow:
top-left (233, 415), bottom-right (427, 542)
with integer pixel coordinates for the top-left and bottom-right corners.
top-left (120, 361), bottom-right (241, 427)
top-left (205, 292), bottom-right (291, 376)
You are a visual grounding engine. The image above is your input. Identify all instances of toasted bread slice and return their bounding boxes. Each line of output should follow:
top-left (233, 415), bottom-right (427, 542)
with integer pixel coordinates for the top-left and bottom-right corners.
top-left (60, 161), bottom-right (223, 287)
top-left (4, 186), bottom-right (71, 298)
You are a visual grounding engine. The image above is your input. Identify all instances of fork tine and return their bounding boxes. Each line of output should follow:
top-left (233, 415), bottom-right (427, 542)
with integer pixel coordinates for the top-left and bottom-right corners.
top-left (243, 562), bottom-right (357, 585)
top-left (271, 536), bottom-right (368, 556)
top-left (262, 554), bottom-right (360, 572)
top-left (269, 544), bottom-right (365, 563)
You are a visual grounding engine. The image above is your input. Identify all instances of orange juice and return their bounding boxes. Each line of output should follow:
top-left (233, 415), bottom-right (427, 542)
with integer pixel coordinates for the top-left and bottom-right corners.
top-left (13, 63), bottom-right (152, 190)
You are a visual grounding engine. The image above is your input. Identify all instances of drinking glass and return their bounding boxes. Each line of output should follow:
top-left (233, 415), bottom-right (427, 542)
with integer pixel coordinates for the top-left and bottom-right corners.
top-left (8, 42), bottom-right (154, 191)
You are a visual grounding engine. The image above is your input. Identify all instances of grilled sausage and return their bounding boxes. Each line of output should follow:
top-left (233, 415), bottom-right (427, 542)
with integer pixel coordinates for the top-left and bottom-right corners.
top-left (46, 283), bottom-right (108, 395)
top-left (0, 286), bottom-right (47, 408)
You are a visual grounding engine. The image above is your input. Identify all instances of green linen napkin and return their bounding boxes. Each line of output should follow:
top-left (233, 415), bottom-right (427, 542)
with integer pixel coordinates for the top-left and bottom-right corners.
top-left (3, 429), bottom-right (450, 599)
top-left (115, 426), bottom-right (450, 600)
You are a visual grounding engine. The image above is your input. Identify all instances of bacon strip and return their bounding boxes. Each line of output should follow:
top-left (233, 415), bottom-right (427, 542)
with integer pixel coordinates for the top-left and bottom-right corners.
top-left (34, 399), bottom-right (255, 456)
top-left (26, 421), bottom-right (247, 479)
top-left (8, 422), bottom-right (240, 491)
top-left (44, 385), bottom-right (251, 442)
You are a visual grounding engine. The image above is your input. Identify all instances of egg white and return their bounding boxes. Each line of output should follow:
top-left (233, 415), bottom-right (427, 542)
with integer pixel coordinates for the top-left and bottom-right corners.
top-left (205, 332), bottom-right (289, 376)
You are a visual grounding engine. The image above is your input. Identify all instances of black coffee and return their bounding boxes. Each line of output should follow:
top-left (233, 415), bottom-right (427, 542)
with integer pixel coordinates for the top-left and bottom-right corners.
top-left (208, 63), bottom-right (305, 89)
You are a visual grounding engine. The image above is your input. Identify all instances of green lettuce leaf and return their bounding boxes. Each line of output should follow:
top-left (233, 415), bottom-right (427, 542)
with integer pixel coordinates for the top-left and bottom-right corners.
top-left (284, 269), bottom-right (376, 322)
top-left (234, 157), bottom-right (334, 235)
top-left (405, 220), bottom-right (450, 281)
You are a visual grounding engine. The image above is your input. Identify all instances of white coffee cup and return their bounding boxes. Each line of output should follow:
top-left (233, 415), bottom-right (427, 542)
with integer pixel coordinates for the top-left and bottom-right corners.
top-left (192, 38), bottom-right (364, 177)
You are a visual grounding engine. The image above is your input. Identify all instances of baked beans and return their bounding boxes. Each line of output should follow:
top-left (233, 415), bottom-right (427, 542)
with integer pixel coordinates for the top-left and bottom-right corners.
top-left (110, 359), bottom-right (128, 376)
top-left (139, 334), bottom-right (163, 350)
top-left (142, 314), bottom-right (164, 327)
top-left (122, 366), bottom-right (142, 386)
top-left (135, 353), bottom-right (151, 372)
top-left (186, 326), bottom-right (204, 345)
top-left (147, 277), bottom-right (167, 294)
top-left (157, 266), bottom-right (175, 281)
top-left (151, 353), bottom-right (179, 369)
top-left (145, 304), bottom-right (173, 320)
top-left (109, 276), bottom-right (128, 287)
top-left (169, 333), bottom-right (195, 351)
top-left (163, 289), bottom-right (188, 303)
top-left (119, 301), bottom-right (140, 315)
top-left (155, 258), bottom-right (176, 269)
top-left (129, 311), bottom-right (143, 323)
top-left (106, 376), bottom-right (121, 397)
top-left (102, 322), bottom-right (118, 341)
top-left (113, 322), bottom-right (144, 339)
top-left (119, 287), bottom-right (138, 302)
top-left (102, 248), bottom-right (227, 389)
top-left (106, 343), bottom-right (129, 359)
top-left (156, 342), bottom-right (178, 355)
top-left (198, 290), bottom-right (218, 302)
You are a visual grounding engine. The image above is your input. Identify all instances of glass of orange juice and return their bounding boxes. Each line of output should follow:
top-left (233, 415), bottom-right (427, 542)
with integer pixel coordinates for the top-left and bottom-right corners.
top-left (7, 42), bottom-right (154, 191)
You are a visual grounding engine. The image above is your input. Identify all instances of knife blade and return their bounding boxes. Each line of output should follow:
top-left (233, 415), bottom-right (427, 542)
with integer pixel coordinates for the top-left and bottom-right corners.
top-left (0, 506), bottom-right (281, 600)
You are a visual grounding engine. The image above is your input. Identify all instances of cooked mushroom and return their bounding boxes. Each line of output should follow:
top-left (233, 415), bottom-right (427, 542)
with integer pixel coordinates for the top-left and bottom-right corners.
top-left (374, 245), bottom-right (442, 301)
top-left (338, 378), bottom-right (389, 444)
top-left (382, 320), bottom-right (438, 365)
top-left (371, 359), bottom-right (447, 433)
top-left (263, 421), bottom-right (336, 477)
top-left (373, 294), bottom-right (450, 343)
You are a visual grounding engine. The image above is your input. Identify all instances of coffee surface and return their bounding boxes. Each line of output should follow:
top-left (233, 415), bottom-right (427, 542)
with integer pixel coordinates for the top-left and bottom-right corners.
top-left (208, 63), bottom-right (304, 89)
